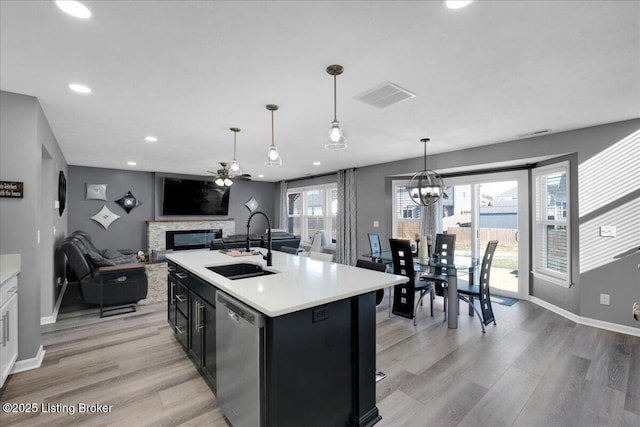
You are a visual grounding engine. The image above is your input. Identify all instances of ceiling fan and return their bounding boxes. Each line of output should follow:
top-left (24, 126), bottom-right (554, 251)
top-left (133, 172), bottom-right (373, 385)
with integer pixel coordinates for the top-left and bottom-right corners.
top-left (208, 161), bottom-right (251, 187)
top-left (208, 127), bottom-right (251, 186)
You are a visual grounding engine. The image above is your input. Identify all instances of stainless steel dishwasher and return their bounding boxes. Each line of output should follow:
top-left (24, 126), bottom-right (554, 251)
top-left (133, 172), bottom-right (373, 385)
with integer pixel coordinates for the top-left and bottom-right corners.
top-left (216, 291), bottom-right (265, 427)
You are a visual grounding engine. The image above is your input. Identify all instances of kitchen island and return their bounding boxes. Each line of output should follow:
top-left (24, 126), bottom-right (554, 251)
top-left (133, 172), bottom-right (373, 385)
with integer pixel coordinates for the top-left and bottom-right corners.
top-left (166, 249), bottom-right (407, 427)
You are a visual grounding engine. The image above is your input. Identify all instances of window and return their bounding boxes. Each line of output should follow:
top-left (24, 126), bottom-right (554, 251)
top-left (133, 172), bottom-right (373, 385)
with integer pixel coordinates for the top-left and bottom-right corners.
top-left (392, 180), bottom-right (421, 240)
top-left (532, 162), bottom-right (571, 287)
top-left (287, 184), bottom-right (337, 244)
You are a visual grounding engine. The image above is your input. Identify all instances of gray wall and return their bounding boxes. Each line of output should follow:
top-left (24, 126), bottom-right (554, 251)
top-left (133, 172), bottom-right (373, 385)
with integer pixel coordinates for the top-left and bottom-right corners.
top-left (0, 91), bottom-right (68, 361)
top-left (68, 166), bottom-right (155, 252)
top-left (67, 167), bottom-right (277, 252)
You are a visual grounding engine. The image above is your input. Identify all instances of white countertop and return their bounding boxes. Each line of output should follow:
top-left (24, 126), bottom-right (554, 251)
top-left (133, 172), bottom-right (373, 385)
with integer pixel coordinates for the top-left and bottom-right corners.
top-left (0, 253), bottom-right (21, 285)
top-left (166, 249), bottom-right (407, 317)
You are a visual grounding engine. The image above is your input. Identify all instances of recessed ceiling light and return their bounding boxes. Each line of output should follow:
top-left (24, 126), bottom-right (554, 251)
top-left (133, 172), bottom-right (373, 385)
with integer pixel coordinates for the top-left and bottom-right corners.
top-left (55, 1), bottom-right (92, 19)
top-left (145, 136), bottom-right (158, 142)
top-left (444, 0), bottom-right (473, 10)
top-left (127, 161), bottom-right (137, 166)
top-left (257, 174), bottom-right (265, 178)
top-left (68, 83), bottom-right (91, 94)
top-left (313, 162), bottom-right (321, 166)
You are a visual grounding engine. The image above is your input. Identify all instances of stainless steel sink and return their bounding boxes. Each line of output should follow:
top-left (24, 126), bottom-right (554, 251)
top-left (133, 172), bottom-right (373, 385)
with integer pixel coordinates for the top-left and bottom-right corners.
top-left (207, 263), bottom-right (277, 280)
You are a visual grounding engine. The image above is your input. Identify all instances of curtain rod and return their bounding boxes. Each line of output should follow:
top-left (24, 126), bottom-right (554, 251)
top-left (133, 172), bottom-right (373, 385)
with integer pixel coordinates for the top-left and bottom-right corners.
top-left (284, 167), bottom-right (356, 184)
top-left (439, 163), bottom-right (535, 179)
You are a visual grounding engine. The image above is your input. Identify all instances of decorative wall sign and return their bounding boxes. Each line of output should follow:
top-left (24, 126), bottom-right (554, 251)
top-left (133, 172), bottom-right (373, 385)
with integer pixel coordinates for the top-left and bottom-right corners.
top-left (86, 183), bottom-right (107, 200)
top-left (90, 205), bottom-right (120, 229)
top-left (58, 171), bottom-right (66, 216)
top-left (244, 196), bottom-right (259, 212)
top-left (0, 181), bottom-right (23, 198)
top-left (115, 190), bottom-right (142, 214)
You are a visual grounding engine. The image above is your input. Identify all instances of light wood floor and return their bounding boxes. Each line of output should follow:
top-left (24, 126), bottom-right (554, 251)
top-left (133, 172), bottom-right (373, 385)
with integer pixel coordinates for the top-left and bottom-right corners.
top-left (1, 296), bottom-right (639, 426)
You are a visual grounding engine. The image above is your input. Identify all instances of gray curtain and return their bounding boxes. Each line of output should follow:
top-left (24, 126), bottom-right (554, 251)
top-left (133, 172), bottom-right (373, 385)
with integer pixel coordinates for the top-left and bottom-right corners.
top-left (420, 198), bottom-right (443, 241)
top-left (337, 168), bottom-right (357, 265)
top-left (278, 180), bottom-right (287, 230)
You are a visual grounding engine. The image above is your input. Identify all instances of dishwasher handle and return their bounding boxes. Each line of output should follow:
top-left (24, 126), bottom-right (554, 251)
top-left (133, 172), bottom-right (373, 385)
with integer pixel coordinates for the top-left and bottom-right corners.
top-left (217, 292), bottom-right (265, 328)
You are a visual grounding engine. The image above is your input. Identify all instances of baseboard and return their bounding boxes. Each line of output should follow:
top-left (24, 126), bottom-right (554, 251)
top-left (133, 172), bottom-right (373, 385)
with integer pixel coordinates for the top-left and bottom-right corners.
top-left (12, 345), bottom-right (46, 374)
top-left (528, 296), bottom-right (640, 337)
top-left (40, 281), bottom-right (67, 325)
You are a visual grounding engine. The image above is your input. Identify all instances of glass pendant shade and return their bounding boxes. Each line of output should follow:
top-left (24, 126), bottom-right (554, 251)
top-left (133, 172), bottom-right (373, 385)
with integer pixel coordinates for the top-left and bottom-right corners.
top-left (215, 178), bottom-right (224, 186)
top-left (265, 145), bottom-right (282, 166)
top-left (229, 127), bottom-right (242, 176)
top-left (229, 160), bottom-right (241, 175)
top-left (223, 178), bottom-right (233, 186)
top-left (265, 104), bottom-right (282, 166)
top-left (325, 120), bottom-right (347, 150)
top-left (325, 64), bottom-right (347, 150)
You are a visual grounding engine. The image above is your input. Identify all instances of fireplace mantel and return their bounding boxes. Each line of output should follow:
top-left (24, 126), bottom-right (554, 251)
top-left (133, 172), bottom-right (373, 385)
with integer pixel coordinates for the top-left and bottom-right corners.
top-left (147, 219), bottom-right (235, 251)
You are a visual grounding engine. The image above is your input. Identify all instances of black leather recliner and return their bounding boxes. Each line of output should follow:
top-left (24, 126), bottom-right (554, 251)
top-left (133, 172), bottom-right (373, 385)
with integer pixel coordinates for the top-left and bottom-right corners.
top-left (72, 230), bottom-right (137, 263)
top-left (62, 235), bottom-right (148, 316)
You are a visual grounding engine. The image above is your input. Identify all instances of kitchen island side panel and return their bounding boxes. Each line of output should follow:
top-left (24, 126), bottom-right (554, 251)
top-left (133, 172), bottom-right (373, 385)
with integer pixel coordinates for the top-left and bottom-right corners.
top-left (265, 298), bottom-right (354, 427)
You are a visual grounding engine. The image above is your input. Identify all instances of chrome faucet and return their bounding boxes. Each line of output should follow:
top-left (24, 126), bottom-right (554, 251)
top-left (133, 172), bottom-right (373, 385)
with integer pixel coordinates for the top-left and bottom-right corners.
top-left (246, 211), bottom-right (272, 266)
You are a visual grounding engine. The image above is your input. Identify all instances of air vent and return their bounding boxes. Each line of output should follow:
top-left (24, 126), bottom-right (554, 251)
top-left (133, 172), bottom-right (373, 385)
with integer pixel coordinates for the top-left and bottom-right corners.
top-left (517, 129), bottom-right (551, 138)
top-left (355, 82), bottom-right (416, 108)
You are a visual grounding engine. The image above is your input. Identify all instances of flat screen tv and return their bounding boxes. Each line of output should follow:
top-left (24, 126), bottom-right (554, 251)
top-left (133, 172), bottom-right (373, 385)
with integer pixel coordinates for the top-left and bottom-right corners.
top-left (162, 178), bottom-right (230, 216)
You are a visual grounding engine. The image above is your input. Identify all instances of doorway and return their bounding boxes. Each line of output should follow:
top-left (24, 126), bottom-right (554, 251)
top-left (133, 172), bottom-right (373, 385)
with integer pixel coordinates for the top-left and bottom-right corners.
top-left (442, 171), bottom-right (529, 298)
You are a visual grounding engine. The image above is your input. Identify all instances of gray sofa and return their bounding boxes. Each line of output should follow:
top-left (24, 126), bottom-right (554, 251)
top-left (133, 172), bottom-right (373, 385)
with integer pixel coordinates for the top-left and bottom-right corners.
top-left (210, 232), bottom-right (301, 252)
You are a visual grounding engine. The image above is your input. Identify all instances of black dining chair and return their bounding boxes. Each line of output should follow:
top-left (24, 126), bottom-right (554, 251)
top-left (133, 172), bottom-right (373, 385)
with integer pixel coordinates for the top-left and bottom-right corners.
top-left (389, 239), bottom-right (434, 326)
top-left (457, 240), bottom-right (498, 333)
top-left (367, 233), bottom-right (383, 262)
top-left (420, 233), bottom-right (456, 320)
top-left (355, 258), bottom-right (389, 382)
top-left (355, 259), bottom-right (387, 305)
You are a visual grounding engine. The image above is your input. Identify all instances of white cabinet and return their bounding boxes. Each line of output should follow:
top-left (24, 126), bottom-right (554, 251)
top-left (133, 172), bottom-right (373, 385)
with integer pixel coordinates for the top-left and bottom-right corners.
top-left (1, 275), bottom-right (18, 388)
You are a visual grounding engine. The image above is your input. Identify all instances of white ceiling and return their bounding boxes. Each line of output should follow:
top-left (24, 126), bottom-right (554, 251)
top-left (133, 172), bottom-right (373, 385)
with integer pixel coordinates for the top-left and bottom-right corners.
top-left (1, 1), bottom-right (638, 182)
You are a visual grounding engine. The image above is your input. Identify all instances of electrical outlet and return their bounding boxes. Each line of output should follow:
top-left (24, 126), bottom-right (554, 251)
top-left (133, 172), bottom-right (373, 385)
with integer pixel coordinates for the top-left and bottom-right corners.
top-left (312, 306), bottom-right (329, 323)
top-left (599, 226), bottom-right (616, 237)
top-left (373, 220), bottom-right (380, 228)
top-left (600, 293), bottom-right (610, 305)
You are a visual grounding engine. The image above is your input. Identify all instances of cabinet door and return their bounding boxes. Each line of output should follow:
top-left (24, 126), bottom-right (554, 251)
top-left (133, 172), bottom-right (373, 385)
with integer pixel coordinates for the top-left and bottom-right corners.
top-left (1, 294), bottom-right (18, 386)
top-left (175, 310), bottom-right (188, 351)
top-left (201, 299), bottom-right (216, 388)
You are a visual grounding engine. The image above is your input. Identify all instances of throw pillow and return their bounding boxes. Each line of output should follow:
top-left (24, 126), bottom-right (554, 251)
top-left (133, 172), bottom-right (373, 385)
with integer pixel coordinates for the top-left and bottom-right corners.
top-left (101, 248), bottom-right (124, 259)
top-left (87, 251), bottom-right (116, 267)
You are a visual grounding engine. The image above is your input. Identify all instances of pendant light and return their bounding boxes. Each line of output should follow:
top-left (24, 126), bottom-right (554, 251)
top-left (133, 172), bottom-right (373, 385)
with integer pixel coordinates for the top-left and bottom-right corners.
top-left (265, 104), bottom-right (282, 166)
top-left (408, 138), bottom-right (445, 207)
top-left (325, 64), bottom-right (347, 150)
top-left (229, 127), bottom-right (242, 176)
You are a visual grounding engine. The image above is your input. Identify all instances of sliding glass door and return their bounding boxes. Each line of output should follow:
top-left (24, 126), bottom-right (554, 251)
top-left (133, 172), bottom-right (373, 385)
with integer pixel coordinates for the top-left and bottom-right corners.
top-left (442, 171), bottom-right (528, 298)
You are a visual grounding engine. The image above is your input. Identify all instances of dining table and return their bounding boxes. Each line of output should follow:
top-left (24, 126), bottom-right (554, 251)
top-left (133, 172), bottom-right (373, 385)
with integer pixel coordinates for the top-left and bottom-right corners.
top-left (362, 250), bottom-right (479, 329)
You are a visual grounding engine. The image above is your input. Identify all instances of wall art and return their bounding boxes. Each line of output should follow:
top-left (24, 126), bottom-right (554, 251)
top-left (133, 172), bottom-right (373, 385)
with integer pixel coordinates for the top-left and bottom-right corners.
top-left (58, 171), bottom-right (66, 216)
top-left (244, 196), bottom-right (259, 212)
top-left (115, 190), bottom-right (142, 214)
top-left (85, 183), bottom-right (107, 200)
top-left (90, 205), bottom-right (120, 229)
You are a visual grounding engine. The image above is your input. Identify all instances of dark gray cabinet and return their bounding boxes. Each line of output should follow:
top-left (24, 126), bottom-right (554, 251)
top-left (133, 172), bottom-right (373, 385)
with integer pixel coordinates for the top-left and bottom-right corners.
top-left (167, 261), bottom-right (217, 390)
top-left (190, 292), bottom-right (216, 387)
